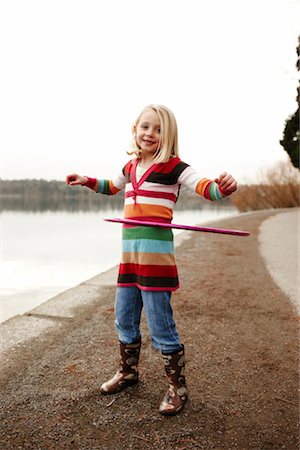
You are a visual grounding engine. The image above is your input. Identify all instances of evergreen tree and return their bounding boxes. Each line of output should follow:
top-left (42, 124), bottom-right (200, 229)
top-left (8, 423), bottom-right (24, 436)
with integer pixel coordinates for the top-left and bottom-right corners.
top-left (280, 37), bottom-right (299, 169)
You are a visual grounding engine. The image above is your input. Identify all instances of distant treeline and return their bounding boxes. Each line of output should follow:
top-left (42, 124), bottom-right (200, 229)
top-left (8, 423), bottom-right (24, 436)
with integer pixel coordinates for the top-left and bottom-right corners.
top-left (0, 179), bottom-right (123, 212)
top-left (0, 179), bottom-right (232, 212)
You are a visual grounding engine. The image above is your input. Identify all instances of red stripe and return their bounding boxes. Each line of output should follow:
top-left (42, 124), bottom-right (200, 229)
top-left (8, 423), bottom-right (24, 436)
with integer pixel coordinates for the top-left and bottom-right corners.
top-left (204, 182), bottom-right (213, 200)
top-left (117, 282), bottom-right (179, 291)
top-left (123, 216), bottom-right (171, 224)
top-left (84, 177), bottom-right (97, 190)
top-left (125, 189), bottom-right (177, 202)
top-left (123, 161), bottom-right (133, 176)
top-left (154, 158), bottom-right (181, 173)
top-left (119, 263), bottom-right (178, 278)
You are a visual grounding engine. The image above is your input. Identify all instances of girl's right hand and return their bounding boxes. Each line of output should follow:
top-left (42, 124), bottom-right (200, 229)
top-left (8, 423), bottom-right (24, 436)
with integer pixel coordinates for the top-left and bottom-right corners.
top-left (65, 174), bottom-right (88, 186)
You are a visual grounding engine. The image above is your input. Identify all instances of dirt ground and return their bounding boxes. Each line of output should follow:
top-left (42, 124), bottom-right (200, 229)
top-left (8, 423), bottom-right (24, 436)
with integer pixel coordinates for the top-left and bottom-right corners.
top-left (0, 210), bottom-right (299, 449)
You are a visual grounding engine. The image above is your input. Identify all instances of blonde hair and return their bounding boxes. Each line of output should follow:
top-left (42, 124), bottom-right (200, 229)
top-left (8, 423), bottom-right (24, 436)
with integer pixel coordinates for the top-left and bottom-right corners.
top-left (129, 104), bottom-right (180, 163)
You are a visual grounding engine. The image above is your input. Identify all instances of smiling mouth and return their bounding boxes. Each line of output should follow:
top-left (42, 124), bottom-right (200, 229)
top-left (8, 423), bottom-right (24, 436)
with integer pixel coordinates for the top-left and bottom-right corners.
top-left (143, 140), bottom-right (155, 145)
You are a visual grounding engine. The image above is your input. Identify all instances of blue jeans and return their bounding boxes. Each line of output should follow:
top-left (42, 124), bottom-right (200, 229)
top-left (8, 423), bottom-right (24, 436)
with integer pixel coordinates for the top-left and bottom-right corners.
top-left (114, 286), bottom-right (182, 353)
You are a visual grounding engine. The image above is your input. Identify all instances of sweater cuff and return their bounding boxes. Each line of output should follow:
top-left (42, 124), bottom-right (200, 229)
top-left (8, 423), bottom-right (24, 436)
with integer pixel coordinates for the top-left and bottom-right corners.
top-left (84, 177), bottom-right (97, 190)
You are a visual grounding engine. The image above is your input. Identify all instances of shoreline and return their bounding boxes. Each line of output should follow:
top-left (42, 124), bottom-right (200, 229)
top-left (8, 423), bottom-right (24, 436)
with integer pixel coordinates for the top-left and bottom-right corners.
top-left (1, 208), bottom-right (298, 354)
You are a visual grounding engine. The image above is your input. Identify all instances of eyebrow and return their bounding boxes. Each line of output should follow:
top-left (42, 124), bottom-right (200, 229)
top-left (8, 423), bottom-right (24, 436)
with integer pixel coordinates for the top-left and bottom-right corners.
top-left (140, 121), bottom-right (160, 127)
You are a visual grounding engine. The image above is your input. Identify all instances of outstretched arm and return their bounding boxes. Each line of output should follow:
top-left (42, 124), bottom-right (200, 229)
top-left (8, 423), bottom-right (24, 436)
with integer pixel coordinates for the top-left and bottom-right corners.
top-left (178, 166), bottom-right (237, 201)
top-left (66, 170), bottom-right (128, 195)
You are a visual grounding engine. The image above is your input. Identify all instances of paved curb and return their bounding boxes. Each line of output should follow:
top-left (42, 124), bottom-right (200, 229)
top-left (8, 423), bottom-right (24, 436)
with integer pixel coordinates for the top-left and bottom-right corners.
top-left (259, 208), bottom-right (299, 314)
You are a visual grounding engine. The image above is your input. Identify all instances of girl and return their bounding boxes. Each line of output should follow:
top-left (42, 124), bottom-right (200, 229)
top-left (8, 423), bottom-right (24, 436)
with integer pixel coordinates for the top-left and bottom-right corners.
top-left (66, 104), bottom-right (237, 416)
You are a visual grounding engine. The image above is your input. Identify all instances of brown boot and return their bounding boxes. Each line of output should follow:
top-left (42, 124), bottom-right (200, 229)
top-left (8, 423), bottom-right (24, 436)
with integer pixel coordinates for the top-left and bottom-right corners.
top-left (100, 339), bottom-right (141, 395)
top-left (159, 346), bottom-right (188, 415)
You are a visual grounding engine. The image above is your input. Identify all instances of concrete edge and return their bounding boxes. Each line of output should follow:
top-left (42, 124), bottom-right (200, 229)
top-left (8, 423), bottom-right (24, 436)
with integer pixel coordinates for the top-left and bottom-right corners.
top-left (258, 208), bottom-right (299, 315)
top-left (0, 265), bottom-right (118, 353)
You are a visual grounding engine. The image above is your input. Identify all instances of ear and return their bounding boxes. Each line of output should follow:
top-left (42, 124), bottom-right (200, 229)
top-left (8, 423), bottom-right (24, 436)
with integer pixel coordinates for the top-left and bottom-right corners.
top-left (131, 124), bottom-right (136, 135)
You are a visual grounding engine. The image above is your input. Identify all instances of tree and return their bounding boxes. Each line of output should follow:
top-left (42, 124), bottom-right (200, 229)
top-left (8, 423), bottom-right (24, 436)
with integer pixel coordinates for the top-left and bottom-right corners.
top-left (280, 37), bottom-right (299, 169)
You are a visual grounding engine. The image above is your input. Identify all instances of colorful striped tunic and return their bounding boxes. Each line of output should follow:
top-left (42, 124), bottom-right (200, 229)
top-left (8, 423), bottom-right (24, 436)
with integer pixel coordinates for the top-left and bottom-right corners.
top-left (96, 157), bottom-right (226, 291)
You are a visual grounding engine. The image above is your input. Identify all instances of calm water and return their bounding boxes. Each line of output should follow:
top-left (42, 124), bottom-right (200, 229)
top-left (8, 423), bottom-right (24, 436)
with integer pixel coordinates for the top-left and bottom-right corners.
top-left (1, 207), bottom-right (237, 323)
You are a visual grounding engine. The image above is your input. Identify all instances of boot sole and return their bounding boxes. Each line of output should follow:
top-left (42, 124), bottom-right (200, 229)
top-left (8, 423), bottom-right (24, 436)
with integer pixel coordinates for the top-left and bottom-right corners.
top-left (159, 398), bottom-right (188, 416)
top-left (100, 379), bottom-right (139, 395)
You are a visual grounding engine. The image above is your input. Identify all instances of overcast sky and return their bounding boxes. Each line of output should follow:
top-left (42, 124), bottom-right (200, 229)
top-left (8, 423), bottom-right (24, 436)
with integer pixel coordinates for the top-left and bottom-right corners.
top-left (1, 0), bottom-right (299, 183)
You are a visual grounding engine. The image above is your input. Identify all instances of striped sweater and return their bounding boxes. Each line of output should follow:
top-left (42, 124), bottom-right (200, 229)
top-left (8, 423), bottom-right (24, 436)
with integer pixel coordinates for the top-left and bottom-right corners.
top-left (95, 157), bottom-right (227, 291)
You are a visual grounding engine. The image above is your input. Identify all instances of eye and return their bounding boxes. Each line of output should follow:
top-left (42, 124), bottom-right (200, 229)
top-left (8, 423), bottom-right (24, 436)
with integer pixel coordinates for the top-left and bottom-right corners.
top-left (157, 128), bottom-right (160, 133)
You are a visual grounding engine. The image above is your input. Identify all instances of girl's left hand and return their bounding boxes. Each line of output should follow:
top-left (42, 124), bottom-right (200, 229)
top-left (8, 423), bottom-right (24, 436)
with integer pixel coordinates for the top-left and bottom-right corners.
top-left (215, 172), bottom-right (237, 195)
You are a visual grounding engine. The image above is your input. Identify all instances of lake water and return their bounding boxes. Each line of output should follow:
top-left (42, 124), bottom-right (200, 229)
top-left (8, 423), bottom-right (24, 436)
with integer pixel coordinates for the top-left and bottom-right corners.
top-left (1, 207), bottom-right (237, 323)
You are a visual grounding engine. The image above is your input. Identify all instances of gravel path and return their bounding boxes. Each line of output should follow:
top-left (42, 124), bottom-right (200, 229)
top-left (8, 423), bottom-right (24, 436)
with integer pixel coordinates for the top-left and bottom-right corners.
top-left (0, 210), bottom-right (299, 449)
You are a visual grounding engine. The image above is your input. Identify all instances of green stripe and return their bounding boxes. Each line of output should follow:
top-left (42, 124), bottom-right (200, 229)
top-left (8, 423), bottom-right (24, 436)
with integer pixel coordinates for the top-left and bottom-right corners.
top-left (209, 182), bottom-right (222, 201)
top-left (122, 226), bottom-right (173, 241)
top-left (103, 180), bottom-right (110, 195)
top-left (97, 179), bottom-right (111, 195)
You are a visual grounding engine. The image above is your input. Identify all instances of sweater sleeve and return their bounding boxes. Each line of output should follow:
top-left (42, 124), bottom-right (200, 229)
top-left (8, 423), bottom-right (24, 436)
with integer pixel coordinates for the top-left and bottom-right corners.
top-left (96, 169), bottom-right (127, 195)
top-left (177, 165), bottom-right (225, 201)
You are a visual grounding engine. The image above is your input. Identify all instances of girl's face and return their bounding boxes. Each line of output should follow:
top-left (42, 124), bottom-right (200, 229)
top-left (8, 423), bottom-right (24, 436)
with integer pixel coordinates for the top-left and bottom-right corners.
top-left (135, 110), bottom-right (161, 159)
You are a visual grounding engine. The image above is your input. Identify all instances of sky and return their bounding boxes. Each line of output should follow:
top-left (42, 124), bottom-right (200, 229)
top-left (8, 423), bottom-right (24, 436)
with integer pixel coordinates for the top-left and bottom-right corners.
top-left (0, 0), bottom-right (299, 183)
